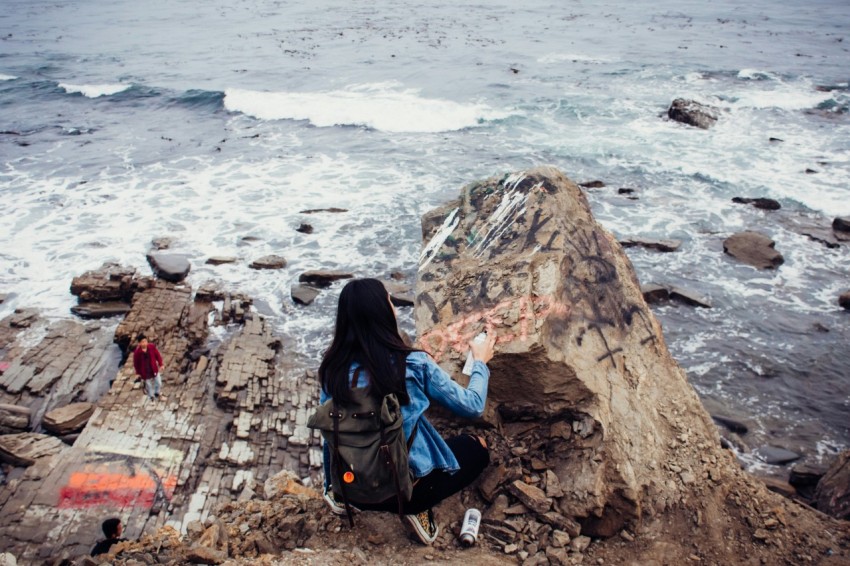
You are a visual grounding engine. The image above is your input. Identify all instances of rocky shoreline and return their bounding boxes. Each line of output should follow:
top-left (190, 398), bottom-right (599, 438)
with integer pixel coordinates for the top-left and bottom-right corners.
top-left (0, 168), bottom-right (847, 566)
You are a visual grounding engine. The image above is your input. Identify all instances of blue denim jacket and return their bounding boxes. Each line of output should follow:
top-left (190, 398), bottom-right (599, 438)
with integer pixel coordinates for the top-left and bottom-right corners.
top-left (321, 351), bottom-right (489, 489)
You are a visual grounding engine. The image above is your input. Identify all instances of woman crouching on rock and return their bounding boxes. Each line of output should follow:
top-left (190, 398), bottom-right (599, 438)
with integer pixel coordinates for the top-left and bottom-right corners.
top-left (316, 278), bottom-right (495, 545)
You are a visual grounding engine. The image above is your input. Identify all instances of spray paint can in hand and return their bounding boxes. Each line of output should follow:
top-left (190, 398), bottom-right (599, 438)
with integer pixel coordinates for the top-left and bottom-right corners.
top-left (459, 508), bottom-right (482, 546)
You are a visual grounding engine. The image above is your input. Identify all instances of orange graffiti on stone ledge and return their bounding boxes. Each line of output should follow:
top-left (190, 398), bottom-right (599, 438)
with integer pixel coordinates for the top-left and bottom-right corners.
top-left (419, 294), bottom-right (570, 361)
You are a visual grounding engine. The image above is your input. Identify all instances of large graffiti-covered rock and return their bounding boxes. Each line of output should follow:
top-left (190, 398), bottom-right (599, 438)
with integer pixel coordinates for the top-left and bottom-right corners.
top-left (415, 166), bottom-right (722, 536)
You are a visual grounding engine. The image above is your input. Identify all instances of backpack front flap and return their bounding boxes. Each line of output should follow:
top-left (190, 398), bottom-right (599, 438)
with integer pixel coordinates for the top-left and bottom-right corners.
top-left (307, 388), bottom-right (413, 504)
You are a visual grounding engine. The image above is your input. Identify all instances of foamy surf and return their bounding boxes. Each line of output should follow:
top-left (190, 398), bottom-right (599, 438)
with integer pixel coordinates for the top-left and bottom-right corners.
top-left (223, 83), bottom-right (512, 133)
top-left (0, 74), bottom-right (17, 81)
top-left (58, 82), bottom-right (131, 97)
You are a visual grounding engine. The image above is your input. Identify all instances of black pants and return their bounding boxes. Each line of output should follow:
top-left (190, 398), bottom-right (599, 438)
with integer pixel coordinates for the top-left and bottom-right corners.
top-left (355, 434), bottom-right (490, 515)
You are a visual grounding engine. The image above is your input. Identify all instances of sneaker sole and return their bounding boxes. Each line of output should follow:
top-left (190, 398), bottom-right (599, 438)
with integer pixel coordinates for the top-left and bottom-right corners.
top-left (403, 514), bottom-right (439, 545)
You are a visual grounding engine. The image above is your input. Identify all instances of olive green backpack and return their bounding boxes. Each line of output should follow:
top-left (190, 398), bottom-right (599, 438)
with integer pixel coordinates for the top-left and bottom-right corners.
top-left (307, 369), bottom-right (417, 526)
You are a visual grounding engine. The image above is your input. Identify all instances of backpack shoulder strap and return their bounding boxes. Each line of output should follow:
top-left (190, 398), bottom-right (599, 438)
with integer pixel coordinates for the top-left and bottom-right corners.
top-left (331, 401), bottom-right (355, 527)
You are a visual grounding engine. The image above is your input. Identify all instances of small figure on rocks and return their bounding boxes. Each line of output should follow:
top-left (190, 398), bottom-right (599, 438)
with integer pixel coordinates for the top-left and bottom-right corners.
top-left (133, 334), bottom-right (164, 401)
top-left (91, 517), bottom-right (127, 556)
top-left (315, 279), bottom-right (496, 545)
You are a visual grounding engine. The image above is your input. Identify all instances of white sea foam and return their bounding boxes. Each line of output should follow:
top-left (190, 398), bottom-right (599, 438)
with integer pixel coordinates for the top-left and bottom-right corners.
top-left (537, 53), bottom-right (616, 64)
top-left (58, 82), bottom-right (131, 97)
top-left (223, 83), bottom-right (512, 133)
top-left (0, 74), bottom-right (17, 81)
top-left (737, 68), bottom-right (779, 81)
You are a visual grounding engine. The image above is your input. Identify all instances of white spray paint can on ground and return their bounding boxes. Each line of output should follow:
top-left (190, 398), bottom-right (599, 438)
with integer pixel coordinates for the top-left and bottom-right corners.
top-left (459, 508), bottom-right (482, 546)
top-left (462, 332), bottom-right (487, 376)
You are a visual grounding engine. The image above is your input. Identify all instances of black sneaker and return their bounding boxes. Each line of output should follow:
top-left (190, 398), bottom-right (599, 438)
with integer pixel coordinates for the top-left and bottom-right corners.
top-left (323, 487), bottom-right (361, 516)
top-left (403, 509), bottom-right (439, 545)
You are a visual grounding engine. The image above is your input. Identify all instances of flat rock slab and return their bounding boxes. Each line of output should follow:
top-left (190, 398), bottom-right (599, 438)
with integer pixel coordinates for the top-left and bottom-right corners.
top-left (147, 253), bottom-right (191, 283)
top-left (42, 402), bottom-right (95, 435)
top-left (71, 301), bottom-right (131, 319)
top-left (298, 270), bottom-right (353, 288)
top-left (723, 231), bottom-right (784, 269)
top-left (619, 237), bottom-right (682, 252)
top-left (249, 255), bottom-right (287, 270)
top-left (0, 432), bottom-right (65, 466)
top-left (711, 414), bottom-right (748, 434)
top-left (755, 446), bottom-right (801, 465)
top-left (291, 285), bottom-right (320, 306)
top-left (206, 257), bottom-right (238, 266)
top-left (668, 98), bottom-right (719, 129)
top-left (299, 208), bottom-right (347, 214)
top-left (669, 286), bottom-right (712, 308)
top-left (381, 280), bottom-right (415, 307)
top-left (641, 284), bottom-right (670, 304)
top-left (0, 404), bottom-right (31, 433)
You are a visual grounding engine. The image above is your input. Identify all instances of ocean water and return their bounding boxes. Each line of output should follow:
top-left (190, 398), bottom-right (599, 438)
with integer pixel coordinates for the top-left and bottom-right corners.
top-left (1, 0), bottom-right (849, 473)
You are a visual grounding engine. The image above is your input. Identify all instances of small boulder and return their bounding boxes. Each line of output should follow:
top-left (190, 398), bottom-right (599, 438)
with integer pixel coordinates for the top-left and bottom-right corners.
top-left (296, 223), bottom-right (314, 234)
top-left (507, 480), bottom-right (552, 514)
top-left (840, 291), bottom-right (850, 310)
top-left (249, 255), bottom-right (287, 270)
top-left (147, 253), bottom-right (191, 282)
top-left (291, 285), bottom-right (320, 306)
top-left (151, 237), bottom-right (173, 250)
top-left (578, 180), bottom-right (605, 189)
top-left (667, 98), bottom-right (719, 129)
top-left (0, 432), bottom-right (65, 466)
top-left (42, 402), bottom-right (95, 435)
top-left (70, 301), bottom-right (131, 319)
top-left (263, 469), bottom-right (319, 500)
top-left (723, 231), bottom-right (784, 269)
top-left (711, 415), bottom-right (748, 434)
top-left (814, 451), bottom-right (850, 519)
top-left (834, 217), bottom-right (850, 233)
top-left (206, 256), bottom-right (238, 266)
top-left (789, 463), bottom-right (827, 500)
top-left (732, 197), bottom-right (781, 211)
top-left (0, 553), bottom-right (17, 566)
top-left (185, 546), bottom-right (226, 565)
top-left (195, 282), bottom-right (226, 302)
top-left (298, 270), bottom-right (354, 288)
top-left (381, 280), bottom-right (414, 307)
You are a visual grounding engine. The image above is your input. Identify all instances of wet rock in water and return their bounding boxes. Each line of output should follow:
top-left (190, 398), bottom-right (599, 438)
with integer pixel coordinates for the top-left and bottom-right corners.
top-left (296, 223), bottom-right (314, 234)
top-left (416, 166), bottom-right (724, 537)
top-left (42, 402), bottom-right (95, 435)
top-left (669, 286), bottom-right (712, 308)
top-left (298, 270), bottom-right (354, 288)
top-left (723, 231), bottom-right (784, 269)
top-left (291, 284), bottom-right (320, 306)
top-left (840, 291), bottom-right (850, 310)
top-left (151, 237), bottom-right (173, 250)
top-left (206, 256), bottom-right (238, 266)
top-left (769, 137), bottom-right (784, 142)
top-left (0, 432), bottom-right (65, 466)
top-left (249, 255), bottom-right (287, 270)
top-left (641, 284), bottom-right (670, 304)
top-left (70, 301), bottom-right (131, 319)
top-left (0, 404), bottom-right (31, 433)
top-left (196, 281), bottom-right (226, 302)
top-left (147, 252), bottom-right (191, 282)
top-left (732, 197), bottom-right (782, 211)
top-left (619, 237), bottom-right (682, 252)
top-left (9, 309), bottom-right (37, 329)
top-left (754, 446), bottom-right (802, 465)
top-left (834, 217), bottom-right (850, 233)
top-left (0, 294), bottom-right (7, 304)
top-left (667, 98), bottom-right (719, 129)
top-left (805, 168), bottom-right (818, 174)
top-left (299, 207), bottom-right (348, 214)
top-left (711, 415), bottom-right (749, 434)
top-left (578, 180), bottom-right (605, 188)
top-left (70, 262), bottom-right (152, 303)
top-left (617, 187), bottom-right (636, 195)
top-left (814, 451), bottom-right (850, 520)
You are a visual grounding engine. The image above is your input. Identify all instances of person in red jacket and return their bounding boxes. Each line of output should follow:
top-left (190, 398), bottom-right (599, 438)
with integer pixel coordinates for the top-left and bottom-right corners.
top-left (132, 334), bottom-right (164, 400)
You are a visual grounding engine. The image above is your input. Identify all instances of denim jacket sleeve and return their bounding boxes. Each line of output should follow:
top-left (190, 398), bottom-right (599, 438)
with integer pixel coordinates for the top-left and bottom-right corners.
top-left (416, 353), bottom-right (489, 418)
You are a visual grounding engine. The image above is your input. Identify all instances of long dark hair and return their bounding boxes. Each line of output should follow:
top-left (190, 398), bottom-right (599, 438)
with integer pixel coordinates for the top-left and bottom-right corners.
top-left (319, 278), bottom-right (416, 405)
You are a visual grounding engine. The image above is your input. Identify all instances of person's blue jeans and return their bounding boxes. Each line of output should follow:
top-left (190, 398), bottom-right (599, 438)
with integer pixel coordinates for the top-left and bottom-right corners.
top-left (143, 374), bottom-right (162, 399)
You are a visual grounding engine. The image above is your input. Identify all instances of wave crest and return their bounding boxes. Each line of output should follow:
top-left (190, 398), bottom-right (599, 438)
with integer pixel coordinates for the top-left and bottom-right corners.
top-left (223, 83), bottom-right (512, 133)
top-left (58, 82), bottom-right (131, 98)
